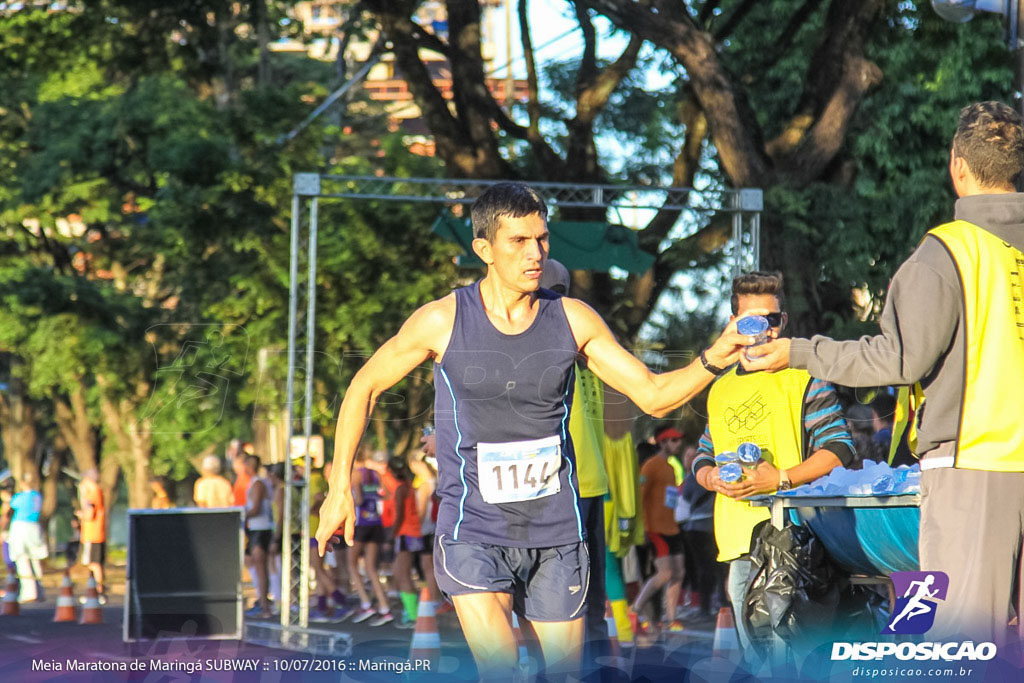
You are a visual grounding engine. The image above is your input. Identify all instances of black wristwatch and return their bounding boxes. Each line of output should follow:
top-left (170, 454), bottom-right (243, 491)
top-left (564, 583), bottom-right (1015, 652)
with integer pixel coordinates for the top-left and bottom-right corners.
top-left (700, 348), bottom-right (727, 376)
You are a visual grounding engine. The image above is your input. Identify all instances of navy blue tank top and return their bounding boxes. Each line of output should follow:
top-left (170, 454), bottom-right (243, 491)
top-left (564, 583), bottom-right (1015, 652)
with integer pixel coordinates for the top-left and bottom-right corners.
top-left (433, 282), bottom-right (584, 547)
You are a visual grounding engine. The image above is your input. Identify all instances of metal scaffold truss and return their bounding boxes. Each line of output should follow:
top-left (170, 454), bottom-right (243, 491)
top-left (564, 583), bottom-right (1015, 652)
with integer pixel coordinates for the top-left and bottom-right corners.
top-left (293, 173), bottom-right (764, 214)
top-left (275, 173), bottom-right (762, 644)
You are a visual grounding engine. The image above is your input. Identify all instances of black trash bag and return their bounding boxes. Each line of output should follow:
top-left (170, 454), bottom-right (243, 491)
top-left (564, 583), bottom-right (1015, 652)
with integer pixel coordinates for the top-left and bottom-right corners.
top-left (741, 520), bottom-right (842, 659)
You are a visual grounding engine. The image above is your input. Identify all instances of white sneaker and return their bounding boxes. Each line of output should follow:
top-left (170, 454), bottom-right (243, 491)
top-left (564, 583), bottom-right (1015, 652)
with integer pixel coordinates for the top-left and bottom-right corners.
top-left (351, 606), bottom-right (377, 624)
top-left (369, 611), bottom-right (394, 627)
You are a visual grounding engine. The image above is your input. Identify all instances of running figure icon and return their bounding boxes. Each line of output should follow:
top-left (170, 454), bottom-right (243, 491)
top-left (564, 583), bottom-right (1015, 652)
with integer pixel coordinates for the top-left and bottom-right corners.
top-left (887, 574), bottom-right (940, 630)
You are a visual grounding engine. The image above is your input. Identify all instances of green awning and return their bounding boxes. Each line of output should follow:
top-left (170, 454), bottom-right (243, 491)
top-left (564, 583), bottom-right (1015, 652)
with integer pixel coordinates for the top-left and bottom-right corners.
top-left (430, 210), bottom-right (655, 274)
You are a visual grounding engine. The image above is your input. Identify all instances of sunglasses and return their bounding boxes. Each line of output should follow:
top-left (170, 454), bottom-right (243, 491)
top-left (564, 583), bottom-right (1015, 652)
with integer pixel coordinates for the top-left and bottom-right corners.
top-left (765, 312), bottom-right (783, 327)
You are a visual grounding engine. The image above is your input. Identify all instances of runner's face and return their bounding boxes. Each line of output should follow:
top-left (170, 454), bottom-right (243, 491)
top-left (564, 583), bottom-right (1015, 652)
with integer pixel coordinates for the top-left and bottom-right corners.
top-left (481, 213), bottom-right (549, 291)
top-left (660, 437), bottom-right (683, 455)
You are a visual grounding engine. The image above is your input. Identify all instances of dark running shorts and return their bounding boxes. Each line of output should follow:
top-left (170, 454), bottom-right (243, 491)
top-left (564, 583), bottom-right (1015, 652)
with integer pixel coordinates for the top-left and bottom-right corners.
top-left (353, 524), bottom-right (385, 545)
top-left (395, 535), bottom-right (425, 553)
top-left (647, 531), bottom-right (686, 559)
top-left (81, 541), bottom-right (106, 567)
top-left (245, 529), bottom-right (272, 554)
top-left (434, 533), bottom-right (590, 622)
top-left (419, 533), bottom-right (435, 556)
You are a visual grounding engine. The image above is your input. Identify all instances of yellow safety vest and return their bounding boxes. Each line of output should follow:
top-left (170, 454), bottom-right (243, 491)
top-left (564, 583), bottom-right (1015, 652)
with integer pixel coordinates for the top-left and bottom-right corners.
top-left (889, 384), bottom-right (923, 464)
top-left (570, 366), bottom-right (610, 498)
top-left (707, 366), bottom-right (811, 562)
top-left (928, 220), bottom-right (1024, 472)
top-left (667, 455), bottom-right (684, 486)
top-left (602, 433), bottom-right (644, 555)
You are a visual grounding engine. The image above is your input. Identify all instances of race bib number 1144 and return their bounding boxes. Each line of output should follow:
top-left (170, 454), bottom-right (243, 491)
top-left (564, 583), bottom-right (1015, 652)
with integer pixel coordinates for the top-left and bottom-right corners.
top-left (477, 435), bottom-right (562, 504)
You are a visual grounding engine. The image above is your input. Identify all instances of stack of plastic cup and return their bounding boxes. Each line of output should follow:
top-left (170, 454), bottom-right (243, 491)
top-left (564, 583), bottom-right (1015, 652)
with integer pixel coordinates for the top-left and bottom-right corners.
top-left (736, 442), bottom-right (762, 465)
top-left (719, 462), bottom-right (744, 483)
top-left (715, 452), bottom-right (739, 465)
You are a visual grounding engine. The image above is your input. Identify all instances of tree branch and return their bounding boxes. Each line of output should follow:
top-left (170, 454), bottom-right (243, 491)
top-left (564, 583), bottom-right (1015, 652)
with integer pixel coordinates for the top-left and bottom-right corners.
top-left (364, 0), bottom-right (488, 177)
top-left (444, 0), bottom-right (511, 177)
top-left (769, 0), bottom-right (884, 183)
top-left (712, 0), bottom-right (758, 42)
top-left (753, 0), bottom-right (825, 73)
top-left (518, 0), bottom-right (565, 172)
top-left (623, 99), bottom-right (708, 335)
top-left (575, 33), bottom-right (642, 128)
top-left (697, 0), bottom-right (722, 28)
top-left (583, 0), bottom-right (770, 187)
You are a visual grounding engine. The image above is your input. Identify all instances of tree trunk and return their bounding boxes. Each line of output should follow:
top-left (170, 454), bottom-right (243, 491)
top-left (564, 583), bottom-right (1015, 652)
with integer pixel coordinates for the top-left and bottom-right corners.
top-left (98, 384), bottom-right (153, 509)
top-left (40, 441), bottom-right (64, 527)
top-left (53, 381), bottom-right (99, 474)
top-left (0, 363), bottom-right (39, 487)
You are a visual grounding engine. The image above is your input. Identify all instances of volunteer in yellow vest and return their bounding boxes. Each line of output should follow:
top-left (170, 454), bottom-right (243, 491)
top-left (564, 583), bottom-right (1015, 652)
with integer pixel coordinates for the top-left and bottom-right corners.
top-left (693, 271), bottom-right (854, 658)
top-left (744, 101), bottom-right (1024, 647)
top-left (540, 260), bottom-right (612, 670)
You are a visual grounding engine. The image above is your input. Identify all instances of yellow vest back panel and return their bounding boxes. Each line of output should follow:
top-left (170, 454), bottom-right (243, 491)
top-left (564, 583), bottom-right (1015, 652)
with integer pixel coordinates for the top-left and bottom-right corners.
top-left (929, 221), bottom-right (1024, 472)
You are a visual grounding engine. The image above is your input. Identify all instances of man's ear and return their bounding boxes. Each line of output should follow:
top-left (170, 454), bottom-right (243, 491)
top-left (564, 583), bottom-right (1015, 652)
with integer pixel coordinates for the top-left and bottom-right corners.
top-left (472, 237), bottom-right (493, 265)
top-left (779, 312), bottom-right (789, 335)
top-left (949, 151), bottom-right (971, 196)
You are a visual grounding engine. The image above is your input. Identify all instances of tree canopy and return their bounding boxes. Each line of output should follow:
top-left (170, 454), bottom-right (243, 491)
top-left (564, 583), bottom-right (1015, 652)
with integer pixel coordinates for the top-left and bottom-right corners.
top-left (361, 0), bottom-right (1014, 338)
top-left (0, 0), bottom-right (1015, 514)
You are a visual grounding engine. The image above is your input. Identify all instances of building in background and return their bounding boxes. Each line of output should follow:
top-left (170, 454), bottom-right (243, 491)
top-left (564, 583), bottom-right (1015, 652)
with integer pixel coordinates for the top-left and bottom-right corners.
top-left (275, 1), bottom-right (527, 153)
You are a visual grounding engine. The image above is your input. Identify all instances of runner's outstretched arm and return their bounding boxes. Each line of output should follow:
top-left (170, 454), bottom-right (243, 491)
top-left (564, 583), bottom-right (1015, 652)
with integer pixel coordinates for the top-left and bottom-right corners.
top-left (562, 299), bottom-right (757, 417)
top-left (315, 298), bottom-right (453, 555)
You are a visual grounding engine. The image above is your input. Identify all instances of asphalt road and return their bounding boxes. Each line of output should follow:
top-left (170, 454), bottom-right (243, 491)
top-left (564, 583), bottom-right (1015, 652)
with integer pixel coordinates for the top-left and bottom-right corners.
top-left (0, 570), bottom-right (732, 682)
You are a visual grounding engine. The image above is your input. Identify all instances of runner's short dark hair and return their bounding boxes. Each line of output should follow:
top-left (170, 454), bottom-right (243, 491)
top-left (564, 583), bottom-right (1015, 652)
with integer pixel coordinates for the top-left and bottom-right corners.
top-left (471, 182), bottom-right (548, 242)
top-left (731, 271), bottom-right (785, 314)
top-left (952, 101), bottom-right (1024, 190)
top-left (871, 393), bottom-right (897, 425)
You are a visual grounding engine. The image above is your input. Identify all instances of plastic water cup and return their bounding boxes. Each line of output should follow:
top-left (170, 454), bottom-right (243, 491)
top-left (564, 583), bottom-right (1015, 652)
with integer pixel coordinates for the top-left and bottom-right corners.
top-left (737, 315), bottom-right (770, 345)
top-left (870, 475), bottom-right (894, 495)
top-left (736, 442), bottom-right (762, 465)
top-left (715, 452), bottom-right (739, 465)
top-left (719, 462), bottom-right (744, 483)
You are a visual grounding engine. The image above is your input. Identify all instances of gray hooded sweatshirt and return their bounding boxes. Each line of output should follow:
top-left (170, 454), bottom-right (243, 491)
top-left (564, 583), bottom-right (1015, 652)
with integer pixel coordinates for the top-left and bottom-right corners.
top-left (789, 193), bottom-right (1024, 464)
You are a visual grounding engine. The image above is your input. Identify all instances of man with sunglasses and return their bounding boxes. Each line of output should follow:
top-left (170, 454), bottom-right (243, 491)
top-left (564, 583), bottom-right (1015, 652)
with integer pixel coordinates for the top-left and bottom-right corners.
top-left (744, 102), bottom-right (1024, 649)
top-left (691, 271), bottom-right (854, 666)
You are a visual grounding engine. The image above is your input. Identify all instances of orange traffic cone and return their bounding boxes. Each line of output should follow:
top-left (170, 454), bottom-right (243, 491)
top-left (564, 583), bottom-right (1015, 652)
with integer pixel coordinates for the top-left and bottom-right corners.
top-left (79, 572), bottom-right (103, 625)
top-left (409, 587), bottom-right (440, 667)
top-left (1, 575), bottom-right (19, 617)
top-left (712, 607), bottom-right (740, 659)
top-left (53, 569), bottom-right (76, 622)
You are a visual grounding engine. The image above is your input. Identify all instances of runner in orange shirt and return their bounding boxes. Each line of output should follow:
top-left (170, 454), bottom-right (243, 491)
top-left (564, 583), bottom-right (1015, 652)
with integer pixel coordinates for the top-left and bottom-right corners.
top-left (383, 456), bottom-right (422, 628)
top-left (77, 468), bottom-right (107, 604)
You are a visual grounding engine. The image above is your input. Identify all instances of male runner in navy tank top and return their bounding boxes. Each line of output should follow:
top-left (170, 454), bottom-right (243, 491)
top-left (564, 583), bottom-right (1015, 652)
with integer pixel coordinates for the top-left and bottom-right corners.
top-left (316, 182), bottom-right (758, 677)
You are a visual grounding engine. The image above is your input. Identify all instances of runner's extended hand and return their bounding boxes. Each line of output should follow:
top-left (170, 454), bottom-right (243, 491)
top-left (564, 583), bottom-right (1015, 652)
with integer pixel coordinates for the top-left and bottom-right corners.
top-left (314, 486), bottom-right (356, 556)
top-left (705, 308), bottom-right (773, 369)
